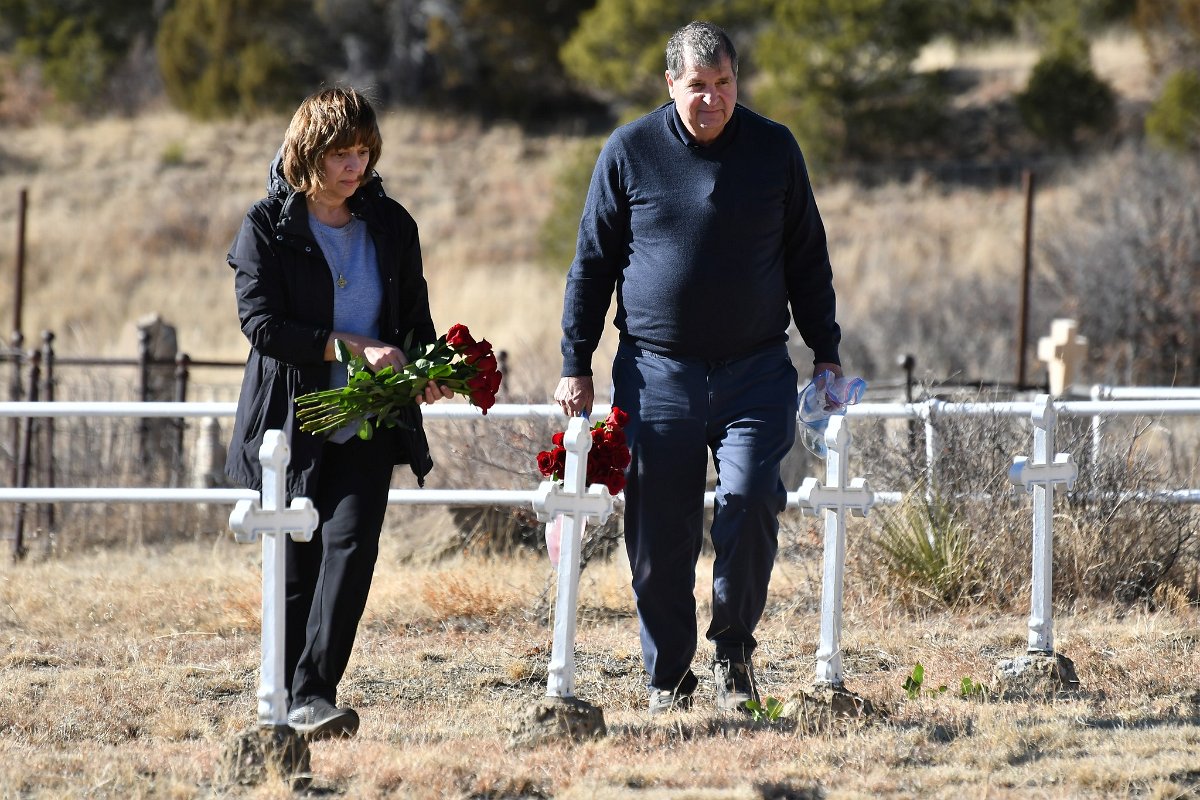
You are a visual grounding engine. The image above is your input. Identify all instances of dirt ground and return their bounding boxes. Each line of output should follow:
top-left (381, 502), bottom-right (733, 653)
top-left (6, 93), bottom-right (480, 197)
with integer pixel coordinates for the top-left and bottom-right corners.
top-left (2, 523), bottom-right (1200, 799)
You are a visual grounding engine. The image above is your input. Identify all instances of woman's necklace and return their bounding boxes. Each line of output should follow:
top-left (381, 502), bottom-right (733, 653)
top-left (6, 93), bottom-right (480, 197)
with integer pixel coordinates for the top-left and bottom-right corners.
top-left (308, 197), bottom-right (355, 289)
top-left (312, 217), bottom-right (357, 290)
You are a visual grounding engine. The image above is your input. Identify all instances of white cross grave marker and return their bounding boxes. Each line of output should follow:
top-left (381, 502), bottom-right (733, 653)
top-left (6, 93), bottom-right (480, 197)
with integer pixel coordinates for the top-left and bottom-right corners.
top-left (228, 430), bottom-right (320, 727)
top-left (795, 415), bottom-right (874, 687)
top-left (1037, 318), bottom-right (1088, 397)
top-left (532, 416), bottom-right (616, 698)
top-left (1008, 395), bottom-right (1077, 654)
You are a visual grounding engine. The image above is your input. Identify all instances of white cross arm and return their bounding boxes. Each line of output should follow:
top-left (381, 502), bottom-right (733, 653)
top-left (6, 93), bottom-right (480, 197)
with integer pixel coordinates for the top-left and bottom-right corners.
top-left (797, 476), bottom-right (875, 518)
top-left (229, 497), bottom-right (319, 544)
top-left (1008, 454), bottom-right (1078, 493)
top-left (533, 481), bottom-right (615, 526)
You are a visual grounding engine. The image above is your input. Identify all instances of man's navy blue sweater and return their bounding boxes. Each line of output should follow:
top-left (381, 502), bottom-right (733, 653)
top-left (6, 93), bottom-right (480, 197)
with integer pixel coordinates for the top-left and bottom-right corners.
top-left (561, 102), bottom-right (841, 376)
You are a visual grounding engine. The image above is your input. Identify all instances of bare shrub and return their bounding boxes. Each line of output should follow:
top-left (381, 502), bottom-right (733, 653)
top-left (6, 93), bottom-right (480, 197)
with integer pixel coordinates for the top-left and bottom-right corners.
top-left (1037, 146), bottom-right (1200, 386)
top-left (1056, 420), bottom-right (1200, 604)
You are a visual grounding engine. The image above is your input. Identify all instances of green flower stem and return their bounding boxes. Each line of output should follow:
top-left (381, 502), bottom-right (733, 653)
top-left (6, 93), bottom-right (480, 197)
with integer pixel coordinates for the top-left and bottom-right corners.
top-left (295, 341), bottom-right (488, 436)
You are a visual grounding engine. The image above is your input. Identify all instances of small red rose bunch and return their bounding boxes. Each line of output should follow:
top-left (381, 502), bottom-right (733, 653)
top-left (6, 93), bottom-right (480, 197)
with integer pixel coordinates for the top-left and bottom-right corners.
top-left (296, 323), bottom-right (503, 438)
top-left (445, 323), bottom-right (502, 414)
top-left (536, 407), bottom-right (631, 495)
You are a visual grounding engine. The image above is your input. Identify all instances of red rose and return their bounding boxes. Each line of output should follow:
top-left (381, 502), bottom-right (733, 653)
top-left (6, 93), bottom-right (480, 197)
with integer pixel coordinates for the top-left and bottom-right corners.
top-left (600, 427), bottom-right (626, 448)
top-left (446, 324), bottom-right (475, 349)
top-left (594, 446), bottom-right (616, 472)
top-left (473, 352), bottom-right (498, 373)
top-left (467, 371), bottom-right (501, 397)
top-left (603, 473), bottom-right (626, 495)
top-left (551, 431), bottom-right (564, 446)
top-left (553, 447), bottom-right (566, 475)
top-left (470, 389), bottom-right (496, 413)
top-left (606, 407), bottom-right (629, 428)
top-left (463, 341), bottom-right (492, 364)
top-left (536, 450), bottom-right (557, 477)
top-left (609, 447), bottom-right (631, 470)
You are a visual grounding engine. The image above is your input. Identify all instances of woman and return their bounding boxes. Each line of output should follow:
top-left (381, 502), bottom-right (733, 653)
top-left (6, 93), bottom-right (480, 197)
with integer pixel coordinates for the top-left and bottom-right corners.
top-left (225, 87), bottom-right (451, 741)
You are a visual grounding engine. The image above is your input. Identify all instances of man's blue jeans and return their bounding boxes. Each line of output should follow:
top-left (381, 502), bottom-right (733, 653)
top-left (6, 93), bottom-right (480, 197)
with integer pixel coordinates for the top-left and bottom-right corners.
top-left (612, 340), bottom-right (798, 691)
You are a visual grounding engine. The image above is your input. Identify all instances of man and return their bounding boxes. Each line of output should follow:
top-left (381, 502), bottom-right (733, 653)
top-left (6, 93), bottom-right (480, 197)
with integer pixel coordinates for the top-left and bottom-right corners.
top-left (554, 21), bottom-right (843, 715)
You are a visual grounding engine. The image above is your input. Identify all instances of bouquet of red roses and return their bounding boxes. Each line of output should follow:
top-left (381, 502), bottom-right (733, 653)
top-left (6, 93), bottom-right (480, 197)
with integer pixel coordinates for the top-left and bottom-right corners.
top-left (295, 323), bottom-right (502, 439)
top-left (536, 406), bottom-right (631, 496)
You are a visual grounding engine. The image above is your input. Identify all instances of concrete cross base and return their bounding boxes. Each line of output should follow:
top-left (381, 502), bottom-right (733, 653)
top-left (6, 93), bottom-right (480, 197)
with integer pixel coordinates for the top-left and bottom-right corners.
top-left (218, 725), bottom-right (312, 790)
top-left (993, 652), bottom-right (1081, 701)
top-left (780, 685), bottom-right (876, 733)
top-left (509, 696), bottom-right (607, 748)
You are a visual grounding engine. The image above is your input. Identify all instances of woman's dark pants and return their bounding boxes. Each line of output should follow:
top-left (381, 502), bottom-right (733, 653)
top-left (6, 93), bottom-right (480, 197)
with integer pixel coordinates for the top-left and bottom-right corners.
top-left (285, 428), bottom-right (396, 708)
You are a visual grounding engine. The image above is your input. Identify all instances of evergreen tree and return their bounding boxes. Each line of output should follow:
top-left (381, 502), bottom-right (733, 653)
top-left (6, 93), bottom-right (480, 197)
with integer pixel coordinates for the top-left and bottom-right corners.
top-left (0, 0), bottom-right (157, 113)
top-left (422, 0), bottom-right (598, 119)
top-left (1015, 7), bottom-right (1117, 150)
top-left (156, 0), bottom-right (326, 119)
top-left (560, 0), bottom-right (758, 112)
top-left (753, 0), bottom-right (945, 167)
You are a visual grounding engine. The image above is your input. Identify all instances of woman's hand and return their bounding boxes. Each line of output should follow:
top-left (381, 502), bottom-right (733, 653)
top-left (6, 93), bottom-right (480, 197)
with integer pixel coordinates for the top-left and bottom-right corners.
top-left (327, 333), bottom-right (452, 403)
top-left (325, 332), bottom-right (408, 372)
top-left (361, 343), bottom-right (409, 373)
top-left (418, 382), bottom-right (454, 405)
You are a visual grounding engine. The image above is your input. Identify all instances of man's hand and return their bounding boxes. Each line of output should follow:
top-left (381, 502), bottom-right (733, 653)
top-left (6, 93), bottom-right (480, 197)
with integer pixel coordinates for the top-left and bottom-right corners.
top-left (813, 361), bottom-right (842, 380)
top-left (555, 376), bottom-right (594, 417)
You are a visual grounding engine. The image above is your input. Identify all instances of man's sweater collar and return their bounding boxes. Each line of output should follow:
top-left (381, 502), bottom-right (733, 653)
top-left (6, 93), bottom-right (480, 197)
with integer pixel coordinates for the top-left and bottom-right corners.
top-left (667, 103), bottom-right (741, 152)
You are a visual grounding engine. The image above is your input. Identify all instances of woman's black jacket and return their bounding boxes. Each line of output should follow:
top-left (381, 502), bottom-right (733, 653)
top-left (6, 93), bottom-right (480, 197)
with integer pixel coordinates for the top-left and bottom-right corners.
top-left (224, 167), bottom-right (436, 500)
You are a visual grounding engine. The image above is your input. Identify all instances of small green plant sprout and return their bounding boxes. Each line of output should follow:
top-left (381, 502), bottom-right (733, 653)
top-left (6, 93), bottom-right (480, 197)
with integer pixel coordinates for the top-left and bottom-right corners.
top-left (902, 663), bottom-right (948, 700)
top-left (745, 696), bottom-right (786, 724)
top-left (159, 141), bottom-right (187, 167)
top-left (903, 663), bottom-right (924, 699)
top-left (959, 675), bottom-right (986, 699)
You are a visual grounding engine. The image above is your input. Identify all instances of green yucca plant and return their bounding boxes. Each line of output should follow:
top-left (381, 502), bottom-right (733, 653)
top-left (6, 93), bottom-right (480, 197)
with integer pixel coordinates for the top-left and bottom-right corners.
top-left (875, 488), bottom-right (982, 607)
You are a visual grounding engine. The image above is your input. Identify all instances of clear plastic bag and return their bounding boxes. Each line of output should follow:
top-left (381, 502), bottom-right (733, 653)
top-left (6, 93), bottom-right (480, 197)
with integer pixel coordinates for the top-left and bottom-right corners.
top-left (797, 370), bottom-right (867, 458)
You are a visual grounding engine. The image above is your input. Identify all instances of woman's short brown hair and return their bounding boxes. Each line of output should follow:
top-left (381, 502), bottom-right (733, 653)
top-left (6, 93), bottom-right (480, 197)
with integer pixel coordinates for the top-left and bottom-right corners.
top-left (281, 87), bottom-right (382, 196)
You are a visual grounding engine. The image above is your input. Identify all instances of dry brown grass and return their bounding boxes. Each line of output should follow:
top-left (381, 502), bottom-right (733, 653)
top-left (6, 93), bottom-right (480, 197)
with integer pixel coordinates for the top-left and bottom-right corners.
top-left (3, 530), bottom-right (1200, 798)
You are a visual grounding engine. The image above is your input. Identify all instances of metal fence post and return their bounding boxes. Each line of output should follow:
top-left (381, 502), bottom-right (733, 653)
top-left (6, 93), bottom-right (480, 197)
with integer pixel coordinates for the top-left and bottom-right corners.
top-left (137, 326), bottom-right (150, 461)
top-left (12, 349), bottom-right (39, 561)
top-left (174, 353), bottom-right (190, 479)
top-left (898, 353), bottom-right (917, 453)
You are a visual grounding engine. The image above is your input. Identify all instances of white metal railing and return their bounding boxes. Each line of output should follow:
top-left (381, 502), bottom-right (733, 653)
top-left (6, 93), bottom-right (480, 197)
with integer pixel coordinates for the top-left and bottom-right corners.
top-left (3, 395), bottom-right (1200, 702)
top-left (2, 398), bottom-right (1199, 507)
top-left (1086, 384), bottom-right (1200, 401)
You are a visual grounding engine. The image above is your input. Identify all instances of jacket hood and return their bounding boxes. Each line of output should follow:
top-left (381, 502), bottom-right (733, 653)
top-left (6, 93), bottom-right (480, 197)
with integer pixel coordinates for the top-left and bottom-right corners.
top-left (267, 146), bottom-right (290, 197)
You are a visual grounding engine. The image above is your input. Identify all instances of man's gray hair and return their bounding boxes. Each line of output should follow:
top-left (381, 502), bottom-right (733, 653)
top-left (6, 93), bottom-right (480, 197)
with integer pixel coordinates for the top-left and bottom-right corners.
top-left (665, 21), bottom-right (738, 80)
